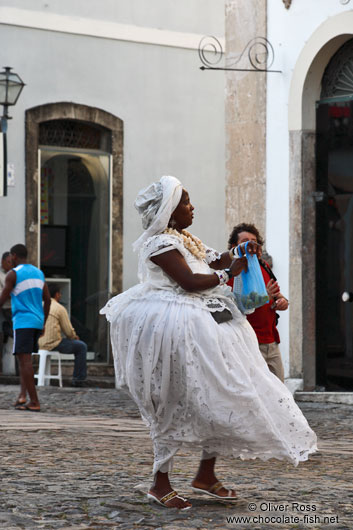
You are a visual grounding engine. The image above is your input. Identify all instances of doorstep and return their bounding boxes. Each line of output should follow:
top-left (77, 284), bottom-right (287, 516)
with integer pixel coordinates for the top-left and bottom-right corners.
top-left (295, 391), bottom-right (353, 405)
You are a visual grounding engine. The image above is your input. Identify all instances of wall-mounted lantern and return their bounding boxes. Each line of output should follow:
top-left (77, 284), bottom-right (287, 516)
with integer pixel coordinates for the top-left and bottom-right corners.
top-left (0, 67), bottom-right (25, 197)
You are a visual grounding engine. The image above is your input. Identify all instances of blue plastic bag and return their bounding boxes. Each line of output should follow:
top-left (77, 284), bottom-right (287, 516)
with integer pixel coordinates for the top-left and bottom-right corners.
top-left (232, 241), bottom-right (269, 313)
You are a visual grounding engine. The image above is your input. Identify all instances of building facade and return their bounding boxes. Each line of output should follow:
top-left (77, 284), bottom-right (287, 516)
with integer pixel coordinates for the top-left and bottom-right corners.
top-left (0, 0), bottom-right (225, 369)
top-left (226, 0), bottom-right (353, 391)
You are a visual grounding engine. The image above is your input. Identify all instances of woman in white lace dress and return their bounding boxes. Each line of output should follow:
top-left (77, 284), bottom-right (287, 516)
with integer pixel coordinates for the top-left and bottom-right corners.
top-left (101, 176), bottom-right (317, 510)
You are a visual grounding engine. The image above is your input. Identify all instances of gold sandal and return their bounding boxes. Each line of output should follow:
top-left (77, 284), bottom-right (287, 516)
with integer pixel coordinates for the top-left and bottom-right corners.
top-left (147, 490), bottom-right (192, 510)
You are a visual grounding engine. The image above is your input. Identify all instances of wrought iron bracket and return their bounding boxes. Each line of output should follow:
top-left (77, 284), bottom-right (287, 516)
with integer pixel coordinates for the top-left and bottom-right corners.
top-left (199, 36), bottom-right (281, 73)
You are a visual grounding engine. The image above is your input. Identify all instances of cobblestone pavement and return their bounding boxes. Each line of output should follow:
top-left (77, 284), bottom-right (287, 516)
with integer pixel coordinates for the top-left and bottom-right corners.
top-left (0, 384), bottom-right (352, 529)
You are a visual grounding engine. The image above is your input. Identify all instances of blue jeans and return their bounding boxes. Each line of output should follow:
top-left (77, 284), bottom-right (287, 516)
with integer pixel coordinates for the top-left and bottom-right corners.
top-left (56, 338), bottom-right (87, 381)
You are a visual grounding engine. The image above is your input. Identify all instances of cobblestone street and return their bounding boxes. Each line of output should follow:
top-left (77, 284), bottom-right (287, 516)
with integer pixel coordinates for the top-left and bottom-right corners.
top-left (0, 384), bottom-right (352, 529)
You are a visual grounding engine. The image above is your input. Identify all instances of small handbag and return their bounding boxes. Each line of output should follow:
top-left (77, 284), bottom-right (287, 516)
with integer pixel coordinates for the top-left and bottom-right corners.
top-left (211, 308), bottom-right (233, 324)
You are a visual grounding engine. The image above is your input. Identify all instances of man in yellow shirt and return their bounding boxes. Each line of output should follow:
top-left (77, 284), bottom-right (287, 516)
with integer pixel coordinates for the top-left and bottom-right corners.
top-left (39, 283), bottom-right (87, 386)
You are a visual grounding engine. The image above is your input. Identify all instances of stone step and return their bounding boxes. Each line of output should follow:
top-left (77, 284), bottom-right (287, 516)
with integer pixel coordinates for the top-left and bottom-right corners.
top-left (295, 391), bottom-right (353, 404)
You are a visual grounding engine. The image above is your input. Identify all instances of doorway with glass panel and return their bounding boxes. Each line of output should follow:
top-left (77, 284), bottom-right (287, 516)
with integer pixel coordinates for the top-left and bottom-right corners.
top-left (39, 146), bottom-right (112, 362)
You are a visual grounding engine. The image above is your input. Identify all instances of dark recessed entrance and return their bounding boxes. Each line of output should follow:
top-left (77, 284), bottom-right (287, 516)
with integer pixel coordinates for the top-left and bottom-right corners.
top-left (39, 118), bottom-right (112, 361)
top-left (316, 39), bottom-right (353, 390)
top-left (39, 148), bottom-right (111, 361)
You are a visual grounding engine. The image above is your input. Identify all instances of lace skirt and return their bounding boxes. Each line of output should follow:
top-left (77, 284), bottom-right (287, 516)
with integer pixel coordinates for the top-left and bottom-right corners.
top-left (101, 288), bottom-right (317, 474)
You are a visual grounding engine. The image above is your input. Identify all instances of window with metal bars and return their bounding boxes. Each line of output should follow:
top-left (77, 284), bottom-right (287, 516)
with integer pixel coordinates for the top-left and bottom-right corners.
top-left (39, 119), bottom-right (112, 152)
top-left (321, 39), bottom-right (353, 99)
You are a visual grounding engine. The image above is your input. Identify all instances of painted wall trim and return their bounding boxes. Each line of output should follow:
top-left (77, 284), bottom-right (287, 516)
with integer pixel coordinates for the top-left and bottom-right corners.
top-left (0, 6), bottom-right (225, 51)
top-left (288, 11), bottom-right (353, 131)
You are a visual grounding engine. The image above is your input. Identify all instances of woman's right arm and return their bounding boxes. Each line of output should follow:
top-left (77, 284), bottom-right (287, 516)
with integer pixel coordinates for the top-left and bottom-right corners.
top-left (150, 250), bottom-right (247, 292)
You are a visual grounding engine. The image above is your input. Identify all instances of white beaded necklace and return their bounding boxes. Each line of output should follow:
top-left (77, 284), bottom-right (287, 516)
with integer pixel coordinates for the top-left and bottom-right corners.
top-left (163, 228), bottom-right (206, 260)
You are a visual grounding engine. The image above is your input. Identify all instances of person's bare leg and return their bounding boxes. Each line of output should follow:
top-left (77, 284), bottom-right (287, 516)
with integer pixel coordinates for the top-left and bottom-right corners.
top-left (17, 353), bottom-right (40, 409)
top-left (13, 353), bottom-right (27, 405)
top-left (15, 366), bottom-right (27, 405)
top-left (149, 471), bottom-right (191, 509)
top-left (191, 456), bottom-right (237, 498)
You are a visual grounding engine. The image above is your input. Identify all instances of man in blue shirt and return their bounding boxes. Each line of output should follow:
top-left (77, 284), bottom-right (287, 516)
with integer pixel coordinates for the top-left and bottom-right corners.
top-left (0, 244), bottom-right (51, 411)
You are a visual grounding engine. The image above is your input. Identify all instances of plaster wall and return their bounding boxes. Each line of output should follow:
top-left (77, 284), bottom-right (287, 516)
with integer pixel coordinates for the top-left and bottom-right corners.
top-left (0, 2), bottom-right (225, 289)
top-left (0, 0), bottom-right (224, 36)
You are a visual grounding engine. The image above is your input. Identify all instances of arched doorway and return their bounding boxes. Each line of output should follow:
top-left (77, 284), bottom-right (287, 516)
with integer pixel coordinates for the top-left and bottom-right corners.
top-left (316, 39), bottom-right (353, 390)
top-left (288, 14), bottom-right (353, 390)
top-left (26, 103), bottom-right (123, 365)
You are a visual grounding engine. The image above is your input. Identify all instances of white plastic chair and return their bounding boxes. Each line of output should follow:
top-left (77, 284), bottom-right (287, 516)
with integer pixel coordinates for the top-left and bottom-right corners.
top-left (32, 349), bottom-right (63, 387)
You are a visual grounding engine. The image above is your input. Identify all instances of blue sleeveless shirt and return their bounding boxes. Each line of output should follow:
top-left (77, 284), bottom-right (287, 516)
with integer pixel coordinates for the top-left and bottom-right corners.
top-left (11, 264), bottom-right (45, 330)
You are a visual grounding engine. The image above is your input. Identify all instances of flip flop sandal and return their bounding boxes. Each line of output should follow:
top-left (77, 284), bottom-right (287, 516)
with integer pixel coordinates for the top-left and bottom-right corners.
top-left (14, 399), bottom-right (27, 408)
top-left (191, 481), bottom-right (238, 500)
top-left (147, 490), bottom-right (192, 510)
top-left (15, 405), bottom-right (41, 412)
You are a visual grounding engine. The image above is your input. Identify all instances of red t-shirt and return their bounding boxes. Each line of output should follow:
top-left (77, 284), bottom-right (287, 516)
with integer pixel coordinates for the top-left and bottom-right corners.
top-left (228, 263), bottom-right (280, 344)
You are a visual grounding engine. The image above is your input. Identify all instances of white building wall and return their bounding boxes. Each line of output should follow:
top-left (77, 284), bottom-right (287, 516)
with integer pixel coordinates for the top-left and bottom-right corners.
top-left (266, 0), bottom-right (353, 376)
top-left (0, 0), bottom-right (224, 35)
top-left (0, 0), bottom-right (225, 289)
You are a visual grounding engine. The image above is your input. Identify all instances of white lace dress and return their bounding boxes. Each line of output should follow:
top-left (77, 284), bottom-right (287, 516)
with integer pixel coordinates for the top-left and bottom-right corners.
top-left (101, 233), bottom-right (317, 473)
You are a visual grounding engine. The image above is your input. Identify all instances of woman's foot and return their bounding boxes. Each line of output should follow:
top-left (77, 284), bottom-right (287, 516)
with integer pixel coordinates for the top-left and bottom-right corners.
top-left (148, 470), bottom-right (191, 510)
top-left (192, 456), bottom-right (237, 499)
top-left (148, 487), bottom-right (191, 510)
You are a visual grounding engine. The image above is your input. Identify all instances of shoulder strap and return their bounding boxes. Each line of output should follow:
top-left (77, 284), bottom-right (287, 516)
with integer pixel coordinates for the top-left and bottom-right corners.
top-left (259, 259), bottom-right (277, 282)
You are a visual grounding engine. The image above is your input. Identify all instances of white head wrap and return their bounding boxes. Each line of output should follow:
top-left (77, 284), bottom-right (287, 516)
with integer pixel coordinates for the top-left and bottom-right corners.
top-left (132, 175), bottom-right (183, 251)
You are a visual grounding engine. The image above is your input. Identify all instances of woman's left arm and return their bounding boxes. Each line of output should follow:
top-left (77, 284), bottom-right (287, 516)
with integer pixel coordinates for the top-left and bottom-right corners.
top-left (208, 251), bottom-right (232, 270)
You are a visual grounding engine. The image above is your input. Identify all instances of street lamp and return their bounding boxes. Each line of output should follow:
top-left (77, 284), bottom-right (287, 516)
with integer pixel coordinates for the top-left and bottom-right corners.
top-left (0, 66), bottom-right (25, 196)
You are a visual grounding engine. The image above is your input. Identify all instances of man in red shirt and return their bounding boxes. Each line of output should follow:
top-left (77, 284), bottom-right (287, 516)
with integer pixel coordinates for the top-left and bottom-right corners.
top-left (228, 223), bottom-right (289, 382)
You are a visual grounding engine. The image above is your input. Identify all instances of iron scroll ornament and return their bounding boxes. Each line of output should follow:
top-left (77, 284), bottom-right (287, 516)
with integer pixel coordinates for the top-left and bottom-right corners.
top-left (198, 36), bottom-right (281, 73)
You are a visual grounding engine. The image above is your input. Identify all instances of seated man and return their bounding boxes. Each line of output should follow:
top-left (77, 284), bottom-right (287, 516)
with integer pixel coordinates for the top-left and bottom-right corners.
top-left (39, 283), bottom-right (87, 387)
